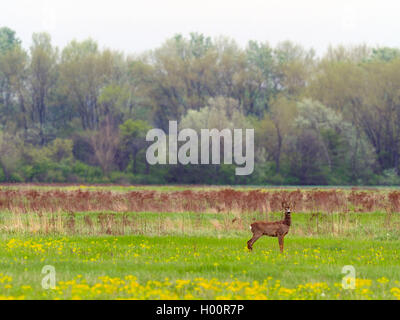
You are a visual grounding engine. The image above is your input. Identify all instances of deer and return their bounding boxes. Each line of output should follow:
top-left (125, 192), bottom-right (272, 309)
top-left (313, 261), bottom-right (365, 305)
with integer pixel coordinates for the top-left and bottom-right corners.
top-left (247, 201), bottom-right (293, 253)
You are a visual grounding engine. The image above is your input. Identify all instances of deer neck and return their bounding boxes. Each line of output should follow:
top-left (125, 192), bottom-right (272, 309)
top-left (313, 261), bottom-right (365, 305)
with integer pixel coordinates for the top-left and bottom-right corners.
top-left (284, 211), bottom-right (291, 226)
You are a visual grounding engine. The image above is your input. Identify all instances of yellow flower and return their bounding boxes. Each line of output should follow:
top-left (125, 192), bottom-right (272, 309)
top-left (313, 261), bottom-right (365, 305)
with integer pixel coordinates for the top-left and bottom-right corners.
top-left (356, 279), bottom-right (372, 288)
top-left (377, 277), bottom-right (389, 285)
top-left (175, 279), bottom-right (190, 289)
top-left (390, 287), bottom-right (400, 300)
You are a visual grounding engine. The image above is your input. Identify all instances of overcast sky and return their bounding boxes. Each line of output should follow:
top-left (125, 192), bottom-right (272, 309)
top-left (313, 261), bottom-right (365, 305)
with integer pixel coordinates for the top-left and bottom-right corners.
top-left (2, 0), bottom-right (400, 55)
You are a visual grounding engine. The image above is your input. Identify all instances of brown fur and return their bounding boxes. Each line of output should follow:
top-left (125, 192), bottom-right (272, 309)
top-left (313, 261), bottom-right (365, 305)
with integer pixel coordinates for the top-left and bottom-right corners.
top-left (247, 202), bottom-right (292, 253)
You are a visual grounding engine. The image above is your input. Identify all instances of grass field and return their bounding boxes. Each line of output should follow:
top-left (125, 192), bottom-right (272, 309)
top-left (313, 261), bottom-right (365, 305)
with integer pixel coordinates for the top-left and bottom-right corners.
top-left (0, 184), bottom-right (400, 300)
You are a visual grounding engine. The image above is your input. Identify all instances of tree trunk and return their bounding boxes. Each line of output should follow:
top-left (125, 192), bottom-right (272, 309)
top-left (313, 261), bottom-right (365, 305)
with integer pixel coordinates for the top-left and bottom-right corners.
top-left (132, 149), bottom-right (138, 174)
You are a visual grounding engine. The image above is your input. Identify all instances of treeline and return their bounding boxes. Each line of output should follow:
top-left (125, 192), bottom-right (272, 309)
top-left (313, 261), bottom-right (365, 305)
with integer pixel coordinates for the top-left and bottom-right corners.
top-left (1, 26), bottom-right (400, 185)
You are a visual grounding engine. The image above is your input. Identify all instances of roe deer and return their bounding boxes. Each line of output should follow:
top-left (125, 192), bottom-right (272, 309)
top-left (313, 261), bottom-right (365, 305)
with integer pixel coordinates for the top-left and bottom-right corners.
top-left (247, 201), bottom-right (292, 253)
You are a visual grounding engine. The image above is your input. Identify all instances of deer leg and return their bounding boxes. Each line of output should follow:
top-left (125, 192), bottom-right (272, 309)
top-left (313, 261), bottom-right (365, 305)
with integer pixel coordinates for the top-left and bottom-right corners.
top-left (247, 232), bottom-right (262, 251)
top-left (278, 235), bottom-right (284, 253)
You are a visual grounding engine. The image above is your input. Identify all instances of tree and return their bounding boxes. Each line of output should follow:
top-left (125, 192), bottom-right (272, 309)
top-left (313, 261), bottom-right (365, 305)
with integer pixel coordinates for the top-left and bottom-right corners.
top-left (324, 44), bottom-right (372, 63)
top-left (0, 27), bottom-right (25, 128)
top-left (179, 96), bottom-right (251, 182)
top-left (47, 138), bottom-right (73, 163)
top-left (149, 33), bottom-right (218, 129)
top-left (309, 55), bottom-right (400, 174)
top-left (272, 41), bottom-right (316, 97)
top-left (60, 39), bottom-right (118, 130)
top-left (119, 119), bottom-right (151, 174)
top-left (125, 58), bottom-right (155, 122)
top-left (213, 36), bottom-right (246, 102)
top-left (0, 130), bottom-right (22, 181)
top-left (29, 32), bottom-right (58, 144)
top-left (242, 40), bottom-right (274, 117)
top-left (0, 44), bottom-right (28, 130)
top-left (256, 95), bottom-right (296, 174)
top-left (360, 59), bottom-right (400, 172)
top-left (180, 96), bottom-right (250, 131)
top-left (90, 117), bottom-right (119, 176)
top-left (0, 27), bottom-right (21, 53)
top-left (307, 58), bottom-right (372, 178)
top-left (98, 84), bottom-right (130, 121)
top-left (291, 99), bottom-right (375, 183)
top-left (370, 47), bottom-right (400, 62)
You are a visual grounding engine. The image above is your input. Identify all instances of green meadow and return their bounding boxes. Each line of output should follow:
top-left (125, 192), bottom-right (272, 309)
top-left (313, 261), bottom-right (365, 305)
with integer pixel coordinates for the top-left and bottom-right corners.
top-left (1, 195), bottom-right (400, 299)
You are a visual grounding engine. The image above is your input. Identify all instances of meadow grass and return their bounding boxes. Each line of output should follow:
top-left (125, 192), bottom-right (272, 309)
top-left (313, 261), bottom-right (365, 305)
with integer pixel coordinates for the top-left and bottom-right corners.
top-left (1, 184), bottom-right (400, 299)
top-left (0, 233), bottom-right (399, 299)
top-left (1, 209), bottom-right (400, 240)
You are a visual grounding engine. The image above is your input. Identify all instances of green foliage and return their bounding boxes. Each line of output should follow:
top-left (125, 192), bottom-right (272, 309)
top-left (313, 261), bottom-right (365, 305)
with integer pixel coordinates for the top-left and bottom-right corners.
top-left (47, 138), bottom-right (73, 162)
top-left (0, 166), bottom-right (4, 181)
top-left (370, 47), bottom-right (400, 62)
top-left (377, 169), bottom-right (400, 186)
top-left (71, 161), bottom-right (104, 183)
top-left (119, 119), bottom-right (151, 174)
top-left (1, 204), bottom-right (400, 299)
top-left (99, 85), bottom-right (130, 119)
top-left (0, 27), bottom-right (21, 53)
top-left (120, 119), bottom-right (150, 139)
top-left (2, 27), bottom-right (400, 185)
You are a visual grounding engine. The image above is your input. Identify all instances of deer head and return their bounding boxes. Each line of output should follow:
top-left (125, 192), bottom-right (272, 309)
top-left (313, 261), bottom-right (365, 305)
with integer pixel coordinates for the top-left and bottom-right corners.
top-left (281, 200), bottom-right (292, 226)
top-left (281, 201), bottom-right (292, 213)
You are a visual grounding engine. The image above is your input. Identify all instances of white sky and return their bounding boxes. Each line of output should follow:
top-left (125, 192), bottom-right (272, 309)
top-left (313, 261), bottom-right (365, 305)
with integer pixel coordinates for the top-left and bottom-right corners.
top-left (2, 0), bottom-right (400, 55)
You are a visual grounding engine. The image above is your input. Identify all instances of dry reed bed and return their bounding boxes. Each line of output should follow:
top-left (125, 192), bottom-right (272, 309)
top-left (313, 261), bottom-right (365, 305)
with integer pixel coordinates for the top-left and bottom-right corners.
top-left (1, 188), bottom-right (400, 214)
top-left (2, 189), bottom-right (400, 237)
